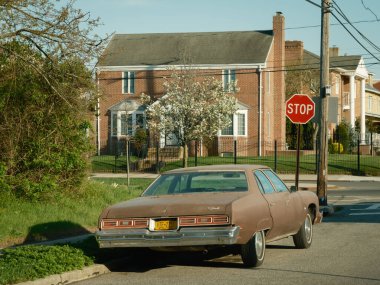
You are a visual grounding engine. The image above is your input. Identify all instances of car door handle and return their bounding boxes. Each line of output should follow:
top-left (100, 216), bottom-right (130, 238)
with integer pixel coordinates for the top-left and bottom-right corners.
top-left (270, 202), bottom-right (276, 206)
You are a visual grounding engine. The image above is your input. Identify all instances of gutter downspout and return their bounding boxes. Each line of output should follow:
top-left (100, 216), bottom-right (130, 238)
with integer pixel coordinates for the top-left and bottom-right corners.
top-left (258, 67), bottom-right (263, 157)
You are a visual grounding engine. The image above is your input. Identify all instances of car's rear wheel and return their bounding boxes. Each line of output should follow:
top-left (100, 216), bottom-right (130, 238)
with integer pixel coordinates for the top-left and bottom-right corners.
top-left (241, 230), bottom-right (266, 267)
top-left (293, 210), bottom-right (313, 249)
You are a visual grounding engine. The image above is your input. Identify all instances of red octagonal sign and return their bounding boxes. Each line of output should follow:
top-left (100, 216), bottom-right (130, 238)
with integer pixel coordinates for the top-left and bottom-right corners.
top-left (286, 94), bottom-right (315, 124)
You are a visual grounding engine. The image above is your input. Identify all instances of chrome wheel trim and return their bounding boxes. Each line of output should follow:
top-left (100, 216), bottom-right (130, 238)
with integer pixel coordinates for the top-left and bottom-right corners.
top-left (255, 232), bottom-right (265, 260)
top-left (305, 214), bottom-right (312, 244)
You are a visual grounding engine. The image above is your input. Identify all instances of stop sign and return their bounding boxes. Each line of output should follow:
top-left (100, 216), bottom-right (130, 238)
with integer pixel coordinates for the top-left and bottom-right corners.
top-left (286, 94), bottom-right (315, 124)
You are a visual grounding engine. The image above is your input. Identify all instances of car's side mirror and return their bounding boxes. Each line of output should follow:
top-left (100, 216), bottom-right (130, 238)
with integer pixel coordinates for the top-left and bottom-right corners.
top-left (290, 185), bottom-right (297, 192)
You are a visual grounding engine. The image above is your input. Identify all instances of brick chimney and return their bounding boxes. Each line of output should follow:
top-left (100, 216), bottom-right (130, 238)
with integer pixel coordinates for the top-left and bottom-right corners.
top-left (273, 12), bottom-right (286, 144)
top-left (330, 46), bottom-right (339, 57)
top-left (285, 41), bottom-right (304, 62)
top-left (368, 72), bottom-right (374, 86)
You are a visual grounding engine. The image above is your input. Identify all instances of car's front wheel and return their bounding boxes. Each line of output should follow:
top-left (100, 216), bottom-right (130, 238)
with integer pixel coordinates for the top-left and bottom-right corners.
top-left (293, 210), bottom-right (313, 249)
top-left (241, 230), bottom-right (266, 267)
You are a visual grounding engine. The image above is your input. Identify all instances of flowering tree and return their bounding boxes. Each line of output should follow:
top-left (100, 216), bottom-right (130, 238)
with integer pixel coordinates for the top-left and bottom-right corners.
top-left (142, 69), bottom-right (237, 167)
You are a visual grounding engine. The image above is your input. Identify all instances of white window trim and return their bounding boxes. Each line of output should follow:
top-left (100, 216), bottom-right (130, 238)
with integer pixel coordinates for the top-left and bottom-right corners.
top-left (111, 110), bottom-right (145, 137)
top-left (222, 69), bottom-right (236, 92)
top-left (122, 71), bottom-right (135, 94)
top-left (219, 110), bottom-right (248, 137)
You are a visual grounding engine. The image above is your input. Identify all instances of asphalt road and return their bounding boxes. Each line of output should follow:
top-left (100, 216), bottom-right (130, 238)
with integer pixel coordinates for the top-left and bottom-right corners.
top-left (73, 182), bottom-right (380, 285)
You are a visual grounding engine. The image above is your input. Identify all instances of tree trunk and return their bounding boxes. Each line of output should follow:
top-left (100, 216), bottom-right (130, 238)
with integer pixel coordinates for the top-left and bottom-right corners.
top-left (182, 143), bottom-right (188, 168)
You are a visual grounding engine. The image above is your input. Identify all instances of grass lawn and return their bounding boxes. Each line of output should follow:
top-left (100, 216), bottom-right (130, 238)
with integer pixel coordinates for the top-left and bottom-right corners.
top-left (0, 178), bottom-right (153, 248)
top-left (91, 155), bottom-right (139, 173)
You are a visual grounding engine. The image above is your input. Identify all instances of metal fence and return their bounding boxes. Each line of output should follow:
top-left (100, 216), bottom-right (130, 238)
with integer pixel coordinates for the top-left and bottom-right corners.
top-left (91, 138), bottom-right (380, 176)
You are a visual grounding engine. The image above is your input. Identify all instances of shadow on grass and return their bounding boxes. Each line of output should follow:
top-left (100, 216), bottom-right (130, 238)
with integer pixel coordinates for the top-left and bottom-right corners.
top-left (23, 221), bottom-right (92, 245)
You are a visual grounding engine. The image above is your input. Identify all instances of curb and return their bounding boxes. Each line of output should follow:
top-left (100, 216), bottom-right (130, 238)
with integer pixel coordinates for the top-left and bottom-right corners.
top-left (17, 264), bottom-right (110, 285)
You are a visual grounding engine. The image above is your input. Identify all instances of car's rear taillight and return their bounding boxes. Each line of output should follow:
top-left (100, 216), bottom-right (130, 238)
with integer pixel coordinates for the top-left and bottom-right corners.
top-left (179, 215), bottom-right (229, 226)
top-left (101, 218), bottom-right (149, 229)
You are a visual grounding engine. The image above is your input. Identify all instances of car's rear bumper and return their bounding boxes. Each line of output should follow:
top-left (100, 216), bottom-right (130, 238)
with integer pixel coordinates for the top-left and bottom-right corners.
top-left (96, 226), bottom-right (240, 248)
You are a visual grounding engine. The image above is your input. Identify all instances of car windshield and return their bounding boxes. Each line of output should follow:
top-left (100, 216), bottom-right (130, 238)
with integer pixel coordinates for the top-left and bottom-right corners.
top-left (142, 171), bottom-right (248, 196)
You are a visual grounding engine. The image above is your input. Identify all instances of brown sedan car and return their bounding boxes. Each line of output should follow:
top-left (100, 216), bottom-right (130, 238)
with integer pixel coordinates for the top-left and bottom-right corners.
top-left (96, 165), bottom-right (322, 267)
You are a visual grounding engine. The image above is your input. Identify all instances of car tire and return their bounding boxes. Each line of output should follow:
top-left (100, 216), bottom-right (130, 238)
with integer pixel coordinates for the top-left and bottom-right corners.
top-left (241, 230), bottom-right (266, 267)
top-left (293, 210), bottom-right (313, 249)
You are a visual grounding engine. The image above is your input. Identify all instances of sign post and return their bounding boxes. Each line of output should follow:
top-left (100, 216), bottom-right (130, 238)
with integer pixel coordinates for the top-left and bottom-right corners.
top-left (285, 94), bottom-right (315, 191)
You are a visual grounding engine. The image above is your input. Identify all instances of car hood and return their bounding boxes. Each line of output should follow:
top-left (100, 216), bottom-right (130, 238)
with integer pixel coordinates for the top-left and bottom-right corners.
top-left (102, 192), bottom-right (248, 219)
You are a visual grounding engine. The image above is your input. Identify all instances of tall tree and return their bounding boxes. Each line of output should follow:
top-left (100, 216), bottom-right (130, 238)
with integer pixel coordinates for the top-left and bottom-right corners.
top-left (0, 0), bottom-right (107, 63)
top-left (0, 0), bottom-right (107, 199)
top-left (142, 68), bottom-right (237, 167)
top-left (0, 42), bottom-right (95, 199)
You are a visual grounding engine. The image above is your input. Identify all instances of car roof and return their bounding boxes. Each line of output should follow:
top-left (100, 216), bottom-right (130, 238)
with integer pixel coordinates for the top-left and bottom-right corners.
top-left (164, 164), bottom-right (270, 174)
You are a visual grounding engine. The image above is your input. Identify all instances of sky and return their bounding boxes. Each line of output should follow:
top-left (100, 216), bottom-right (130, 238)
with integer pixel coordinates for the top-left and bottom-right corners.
top-left (73, 0), bottom-right (380, 78)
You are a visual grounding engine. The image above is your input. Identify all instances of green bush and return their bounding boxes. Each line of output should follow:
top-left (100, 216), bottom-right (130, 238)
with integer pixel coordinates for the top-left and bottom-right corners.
top-left (330, 142), bottom-right (344, 154)
top-left (0, 245), bottom-right (94, 285)
top-left (0, 42), bottom-right (94, 200)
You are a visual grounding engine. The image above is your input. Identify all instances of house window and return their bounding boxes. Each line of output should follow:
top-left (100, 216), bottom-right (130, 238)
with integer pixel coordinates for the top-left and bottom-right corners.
top-left (223, 69), bottom-right (236, 92)
top-left (342, 92), bottom-right (350, 109)
top-left (368, 96), bottom-right (373, 112)
top-left (335, 76), bottom-right (340, 95)
top-left (111, 111), bottom-right (145, 137)
top-left (220, 111), bottom-right (247, 137)
top-left (237, 113), bottom-right (245, 135)
top-left (221, 115), bottom-right (234, 135)
top-left (123, 71), bottom-right (135, 94)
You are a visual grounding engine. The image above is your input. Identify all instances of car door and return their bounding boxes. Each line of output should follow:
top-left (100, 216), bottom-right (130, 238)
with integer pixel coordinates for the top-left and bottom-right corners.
top-left (254, 170), bottom-right (296, 240)
top-left (262, 170), bottom-right (304, 234)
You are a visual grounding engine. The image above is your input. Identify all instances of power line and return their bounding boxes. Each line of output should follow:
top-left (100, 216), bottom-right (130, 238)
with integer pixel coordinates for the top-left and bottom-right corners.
top-left (97, 58), bottom-right (380, 83)
top-left (360, 0), bottom-right (379, 21)
top-left (286, 18), bottom-right (380, 31)
top-left (332, 0), bottom-right (380, 54)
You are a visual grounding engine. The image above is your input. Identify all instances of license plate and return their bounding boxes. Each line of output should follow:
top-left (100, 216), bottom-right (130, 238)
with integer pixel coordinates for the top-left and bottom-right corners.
top-left (154, 219), bottom-right (177, 231)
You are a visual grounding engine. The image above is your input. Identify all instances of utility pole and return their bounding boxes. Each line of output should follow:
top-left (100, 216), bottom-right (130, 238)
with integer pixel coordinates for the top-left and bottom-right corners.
top-left (317, 0), bottom-right (330, 206)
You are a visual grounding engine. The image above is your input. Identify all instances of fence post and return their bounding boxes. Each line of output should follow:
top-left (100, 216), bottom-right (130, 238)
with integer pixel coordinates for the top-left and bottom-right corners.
top-left (195, 140), bottom-right (198, 167)
top-left (234, 138), bottom-right (237, 164)
top-left (156, 141), bottom-right (160, 174)
top-left (274, 140), bottom-right (277, 173)
top-left (357, 138), bottom-right (360, 175)
top-left (315, 138), bottom-right (318, 175)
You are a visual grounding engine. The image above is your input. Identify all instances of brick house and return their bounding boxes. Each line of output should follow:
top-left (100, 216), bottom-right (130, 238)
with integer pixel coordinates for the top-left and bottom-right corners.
top-left (95, 12), bottom-right (286, 156)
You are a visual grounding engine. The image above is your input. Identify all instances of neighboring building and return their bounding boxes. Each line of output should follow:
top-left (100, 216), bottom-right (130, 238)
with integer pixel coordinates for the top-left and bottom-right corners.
top-left (365, 73), bottom-right (380, 147)
top-left (284, 42), bottom-right (379, 146)
top-left (95, 12), bottom-right (287, 156)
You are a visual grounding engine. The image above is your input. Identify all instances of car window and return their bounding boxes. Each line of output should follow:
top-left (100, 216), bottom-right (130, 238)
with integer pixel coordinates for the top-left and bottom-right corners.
top-left (254, 171), bottom-right (276, 194)
top-left (171, 174), bottom-right (189, 194)
top-left (254, 174), bottom-right (265, 194)
top-left (263, 170), bottom-right (289, 193)
top-left (143, 175), bottom-right (177, 196)
top-left (142, 171), bottom-right (248, 196)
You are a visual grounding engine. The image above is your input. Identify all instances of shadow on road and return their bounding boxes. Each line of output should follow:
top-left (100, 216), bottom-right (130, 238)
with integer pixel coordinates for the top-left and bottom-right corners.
top-left (323, 202), bottom-right (380, 224)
